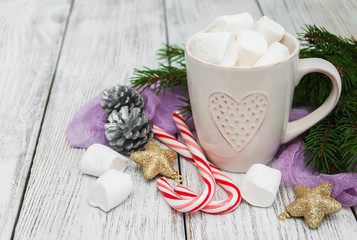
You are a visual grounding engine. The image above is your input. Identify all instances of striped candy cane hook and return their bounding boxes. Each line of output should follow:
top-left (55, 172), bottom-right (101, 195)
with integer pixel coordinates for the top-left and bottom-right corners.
top-left (156, 115), bottom-right (217, 213)
top-left (154, 123), bottom-right (241, 214)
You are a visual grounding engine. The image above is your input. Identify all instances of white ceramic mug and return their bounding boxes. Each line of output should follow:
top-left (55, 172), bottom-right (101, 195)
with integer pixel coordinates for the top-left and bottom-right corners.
top-left (185, 32), bottom-right (341, 172)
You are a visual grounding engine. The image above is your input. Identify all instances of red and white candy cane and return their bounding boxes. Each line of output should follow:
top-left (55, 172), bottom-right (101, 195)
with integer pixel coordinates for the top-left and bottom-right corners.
top-left (154, 117), bottom-right (241, 214)
top-left (156, 114), bottom-right (217, 213)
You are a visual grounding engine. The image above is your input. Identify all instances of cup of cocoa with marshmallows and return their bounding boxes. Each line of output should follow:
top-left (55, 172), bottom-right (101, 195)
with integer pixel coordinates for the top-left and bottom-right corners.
top-left (185, 13), bottom-right (342, 172)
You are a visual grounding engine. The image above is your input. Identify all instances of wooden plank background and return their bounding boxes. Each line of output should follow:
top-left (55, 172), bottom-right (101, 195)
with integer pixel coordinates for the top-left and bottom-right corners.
top-left (0, 1), bottom-right (72, 239)
top-left (0, 0), bottom-right (356, 239)
top-left (12, 0), bottom-right (185, 239)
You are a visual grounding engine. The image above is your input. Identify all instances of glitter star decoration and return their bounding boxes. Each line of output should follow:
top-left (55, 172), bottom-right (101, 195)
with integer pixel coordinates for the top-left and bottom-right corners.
top-left (286, 182), bottom-right (342, 228)
top-left (130, 141), bottom-right (178, 180)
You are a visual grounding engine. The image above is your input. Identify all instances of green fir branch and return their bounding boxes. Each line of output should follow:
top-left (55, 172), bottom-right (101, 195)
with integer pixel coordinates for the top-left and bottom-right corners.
top-left (157, 44), bottom-right (185, 66)
top-left (130, 44), bottom-right (186, 94)
top-left (296, 25), bottom-right (357, 173)
top-left (293, 73), bottom-right (332, 108)
top-left (338, 117), bottom-right (357, 172)
top-left (335, 90), bottom-right (357, 119)
top-left (303, 118), bottom-right (342, 173)
top-left (299, 25), bottom-right (357, 60)
top-left (131, 64), bottom-right (187, 94)
top-left (177, 93), bottom-right (192, 121)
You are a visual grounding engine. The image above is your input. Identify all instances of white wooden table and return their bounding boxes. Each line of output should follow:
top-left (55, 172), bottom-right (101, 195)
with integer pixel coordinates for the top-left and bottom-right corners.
top-left (1, 0), bottom-right (357, 239)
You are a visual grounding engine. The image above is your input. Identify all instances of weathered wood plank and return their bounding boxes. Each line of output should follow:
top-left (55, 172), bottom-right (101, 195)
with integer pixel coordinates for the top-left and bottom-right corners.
top-left (256, 0), bottom-right (357, 37)
top-left (13, 0), bottom-right (185, 239)
top-left (0, 1), bottom-right (71, 239)
top-left (166, 0), bottom-right (357, 239)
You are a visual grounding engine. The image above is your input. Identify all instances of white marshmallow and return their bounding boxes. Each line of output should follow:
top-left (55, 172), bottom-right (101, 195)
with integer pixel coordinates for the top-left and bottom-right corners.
top-left (240, 164), bottom-right (281, 207)
top-left (254, 42), bottom-right (290, 66)
top-left (189, 32), bottom-right (238, 66)
top-left (88, 169), bottom-right (133, 212)
top-left (254, 16), bottom-right (285, 46)
top-left (235, 30), bottom-right (267, 66)
top-left (205, 12), bottom-right (254, 37)
top-left (81, 144), bottom-right (128, 177)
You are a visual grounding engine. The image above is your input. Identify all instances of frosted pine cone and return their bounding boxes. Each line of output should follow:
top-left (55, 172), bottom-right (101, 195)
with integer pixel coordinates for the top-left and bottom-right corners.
top-left (101, 85), bottom-right (144, 118)
top-left (104, 106), bottom-right (153, 155)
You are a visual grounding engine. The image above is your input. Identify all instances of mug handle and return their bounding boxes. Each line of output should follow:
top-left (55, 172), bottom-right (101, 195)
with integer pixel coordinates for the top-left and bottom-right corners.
top-left (281, 58), bottom-right (342, 144)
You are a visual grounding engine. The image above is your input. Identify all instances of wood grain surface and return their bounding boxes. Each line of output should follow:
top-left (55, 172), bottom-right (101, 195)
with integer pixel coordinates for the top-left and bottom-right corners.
top-left (0, 1), bottom-right (71, 239)
top-left (0, 0), bottom-right (356, 239)
top-left (257, 0), bottom-right (357, 37)
top-left (13, 0), bottom-right (185, 239)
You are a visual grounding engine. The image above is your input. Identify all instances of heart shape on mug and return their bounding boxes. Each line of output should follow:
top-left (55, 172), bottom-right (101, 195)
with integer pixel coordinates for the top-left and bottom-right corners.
top-left (209, 92), bottom-right (268, 152)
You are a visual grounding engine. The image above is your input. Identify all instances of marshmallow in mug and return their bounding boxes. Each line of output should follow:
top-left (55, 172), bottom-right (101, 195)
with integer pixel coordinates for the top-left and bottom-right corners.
top-left (205, 12), bottom-right (254, 37)
top-left (190, 14), bottom-right (287, 67)
top-left (240, 164), bottom-right (282, 207)
top-left (254, 42), bottom-right (290, 66)
top-left (88, 169), bottom-right (133, 212)
top-left (80, 144), bottom-right (128, 177)
top-left (235, 30), bottom-right (267, 66)
top-left (254, 16), bottom-right (285, 46)
top-left (189, 32), bottom-right (238, 66)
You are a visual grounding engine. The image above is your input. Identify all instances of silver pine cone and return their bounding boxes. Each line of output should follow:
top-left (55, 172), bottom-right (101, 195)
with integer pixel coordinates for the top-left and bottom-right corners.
top-left (105, 106), bottom-right (153, 155)
top-left (101, 85), bottom-right (144, 118)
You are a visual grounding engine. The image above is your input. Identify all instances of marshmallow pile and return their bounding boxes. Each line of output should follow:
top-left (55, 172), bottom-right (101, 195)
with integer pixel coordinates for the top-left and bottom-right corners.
top-left (189, 13), bottom-right (289, 67)
top-left (81, 144), bottom-right (133, 212)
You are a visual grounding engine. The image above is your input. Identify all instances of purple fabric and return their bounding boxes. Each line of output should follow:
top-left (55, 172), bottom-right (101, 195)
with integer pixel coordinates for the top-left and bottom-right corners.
top-left (66, 88), bottom-right (357, 207)
top-left (66, 93), bottom-right (109, 147)
top-left (66, 87), bottom-right (194, 148)
top-left (140, 86), bottom-right (194, 135)
top-left (275, 108), bottom-right (357, 207)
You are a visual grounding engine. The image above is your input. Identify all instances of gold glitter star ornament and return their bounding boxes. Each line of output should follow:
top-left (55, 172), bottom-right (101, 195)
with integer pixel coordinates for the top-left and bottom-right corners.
top-left (278, 182), bottom-right (342, 228)
top-left (130, 141), bottom-right (182, 182)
